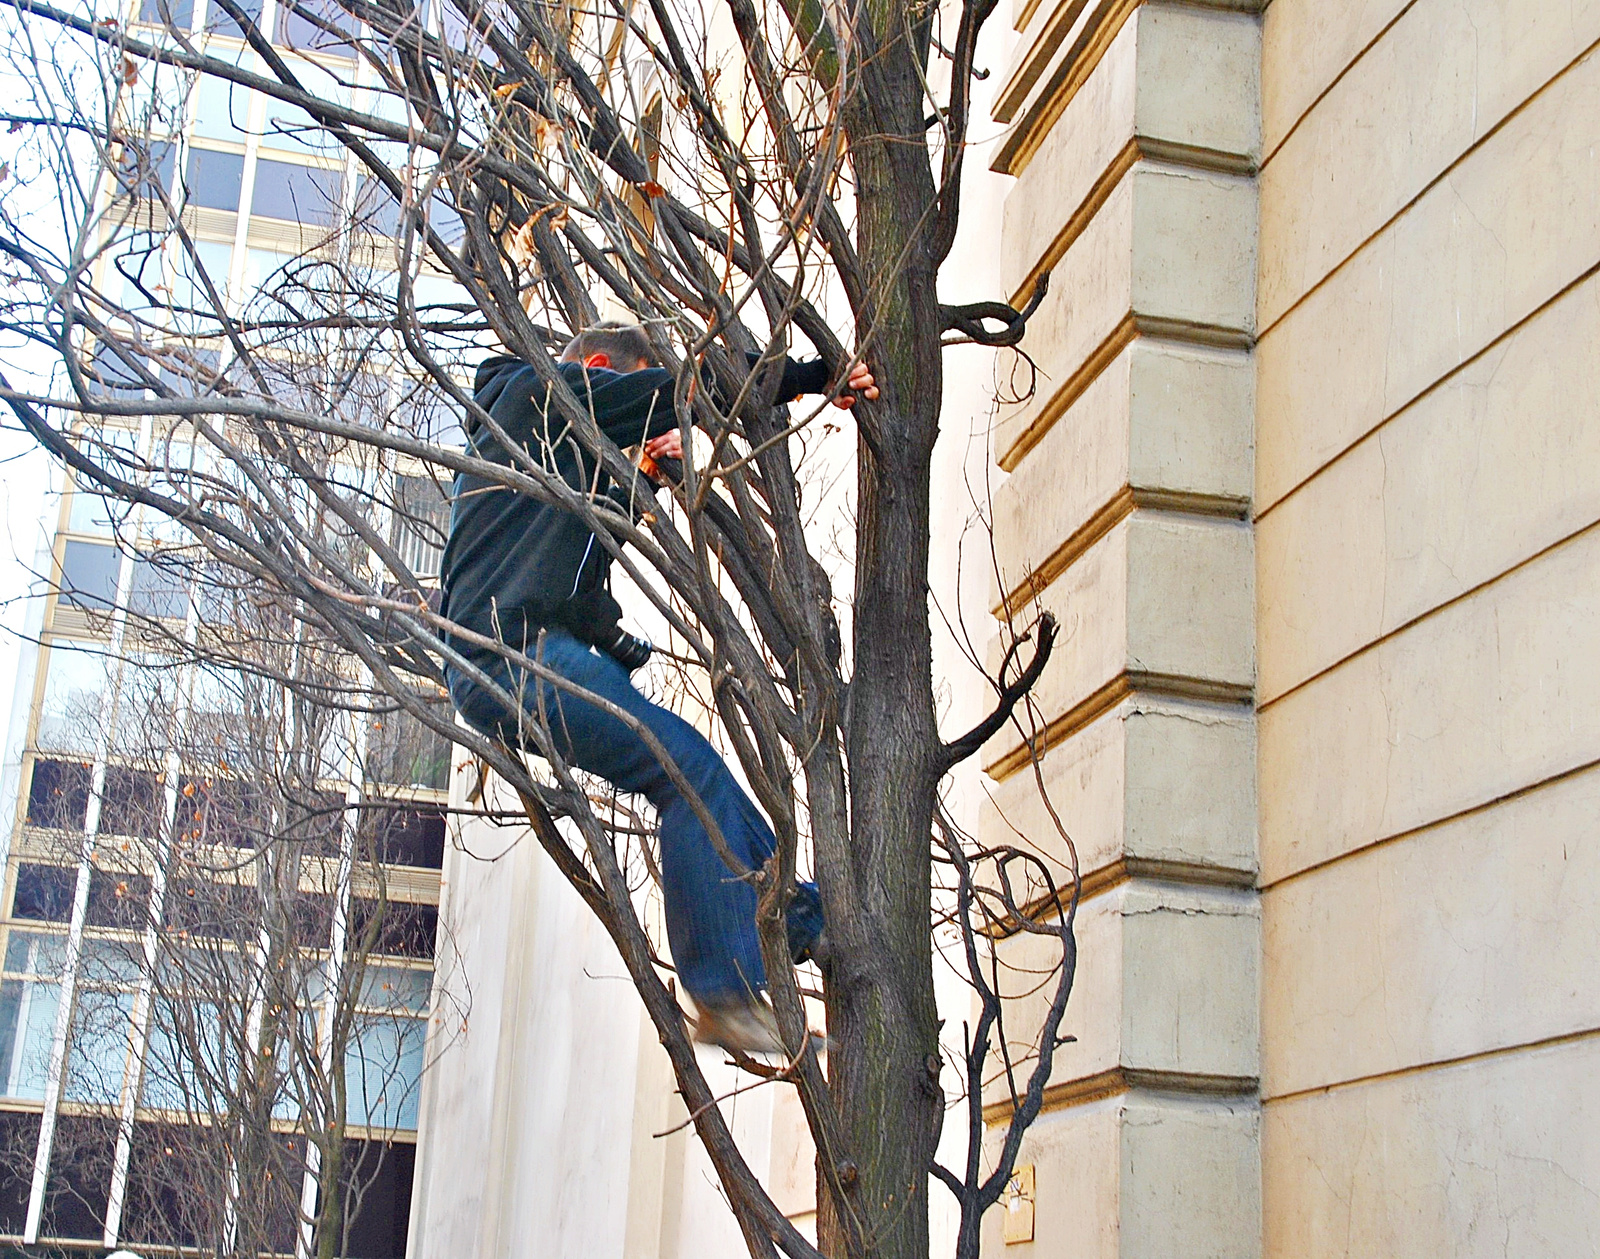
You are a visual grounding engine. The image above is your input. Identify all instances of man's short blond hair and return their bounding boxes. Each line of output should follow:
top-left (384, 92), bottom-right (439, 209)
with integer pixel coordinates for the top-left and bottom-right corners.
top-left (559, 321), bottom-right (655, 369)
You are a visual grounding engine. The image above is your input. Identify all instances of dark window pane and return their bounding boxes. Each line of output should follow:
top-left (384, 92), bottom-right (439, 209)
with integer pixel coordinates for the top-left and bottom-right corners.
top-left (338, 1139), bottom-right (415, 1258)
top-left (25, 760), bottom-right (93, 832)
top-left (284, 790), bottom-right (347, 857)
top-left (59, 539), bottom-right (121, 610)
top-left (86, 340), bottom-right (155, 396)
top-left (251, 158), bottom-right (343, 225)
top-left (176, 776), bottom-right (267, 848)
top-left (13, 864), bottom-right (76, 922)
top-left (350, 899), bottom-right (436, 959)
top-left (138, 0), bottom-right (194, 27)
top-left (290, 891), bottom-right (336, 948)
top-left (166, 878), bottom-right (256, 941)
top-left (99, 766), bottom-right (163, 839)
top-left (40, 1115), bottom-right (115, 1240)
top-left (363, 803), bottom-right (445, 869)
top-left (129, 553), bottom-right (190, 621)
top-left (87, 868), bottom-right (153, 929)
top-left (0, 1112), bottom-right (39, 1235)
top-left (210, 0), bottom-right (264, 37)
top-left (186, 147), bottom-right (246, 212)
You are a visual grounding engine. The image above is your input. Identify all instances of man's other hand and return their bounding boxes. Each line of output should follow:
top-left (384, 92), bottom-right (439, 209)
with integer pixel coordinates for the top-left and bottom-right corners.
top-left (834, 362), bottom-right (879, 410)
top-left (644, 429), bottom-right (683, 461)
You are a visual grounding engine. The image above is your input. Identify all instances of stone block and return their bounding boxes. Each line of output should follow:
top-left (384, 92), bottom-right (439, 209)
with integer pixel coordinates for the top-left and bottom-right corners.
top-left (1262, 763), bottom-right (1600, 1098)
top-left (999, 5), bottom-right (1260, 297)
top-left (981, 1093), bottom-right (1260, 1259)
top-left (1263, 1036), bottom-right (1600, 1257)
top-left (992, 340), bottom-right (1253, 607)
top-left (984, 880), bottom-right (1259, 1103)
top-left (981, 694), bottom-right (1257, 891)
top-left (999, 164), bottom-right (1257, 463)
top-left (1259, 525), bottom-right (1600, 884)
top-left (1258, 270), bottom-right (1600, 703)
top-left (1259, 0), bottom-right (1600, 327)
top-left (985, 511), bottom-right (1254, 772)
top-left (1256, 46), bottom-right (1600, 511)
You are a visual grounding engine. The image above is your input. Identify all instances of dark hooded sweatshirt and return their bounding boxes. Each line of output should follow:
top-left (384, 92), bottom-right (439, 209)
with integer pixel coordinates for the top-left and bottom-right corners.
top-left (441, 353), bottom-right (828, 655)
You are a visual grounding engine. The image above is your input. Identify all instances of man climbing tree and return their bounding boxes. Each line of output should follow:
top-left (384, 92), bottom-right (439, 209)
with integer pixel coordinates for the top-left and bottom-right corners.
top-left (0, 0), bottom-right (1077, 1251)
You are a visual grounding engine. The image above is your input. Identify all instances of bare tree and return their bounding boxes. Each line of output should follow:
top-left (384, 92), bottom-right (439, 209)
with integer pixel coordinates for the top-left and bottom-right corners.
top-left (8, 538), bottom-right (450, 1256)
top-left (0, 0), bottom-right (1077, 1253)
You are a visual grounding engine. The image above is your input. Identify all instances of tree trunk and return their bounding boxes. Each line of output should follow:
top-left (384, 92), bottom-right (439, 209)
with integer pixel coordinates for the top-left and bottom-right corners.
top-left (825, 44), bottom-right (947, 1249)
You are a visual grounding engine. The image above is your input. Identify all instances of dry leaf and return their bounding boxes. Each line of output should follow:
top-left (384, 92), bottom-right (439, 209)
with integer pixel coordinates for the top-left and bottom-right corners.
top-left (641, 180), bottom-right (665, 199)
top-left (492, 81), bottom-right (523, 99)
top-left (121, 56), bottom-right (139, 86)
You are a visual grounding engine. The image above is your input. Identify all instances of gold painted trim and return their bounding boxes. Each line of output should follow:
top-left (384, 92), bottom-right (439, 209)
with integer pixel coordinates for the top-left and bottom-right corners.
top-left (994, 486), bottom-right (1250, 620)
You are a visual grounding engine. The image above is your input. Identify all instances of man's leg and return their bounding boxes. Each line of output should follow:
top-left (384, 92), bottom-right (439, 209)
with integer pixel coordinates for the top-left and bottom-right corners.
top-left (447, 631), bottom-right (823, 1008)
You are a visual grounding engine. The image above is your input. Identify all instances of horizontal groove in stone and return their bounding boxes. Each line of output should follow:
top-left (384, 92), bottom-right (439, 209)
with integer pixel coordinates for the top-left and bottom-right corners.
top-left (986, 671), bottom-right (1254, 780)
top-left (983, 1066), bottom-right (1260, 1123)
top-left (1000, 318), bottom-right (1254, 473)
top-left (1262, 1024), bottom-right (1600, 1107)
top-left (981, 855), bottom-right (1259, 939)
top-left (996, 486), bottom-right (1251, 618)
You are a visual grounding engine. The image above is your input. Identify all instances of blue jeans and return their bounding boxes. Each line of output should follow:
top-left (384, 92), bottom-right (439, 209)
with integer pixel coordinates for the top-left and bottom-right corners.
top-left (446, 628), bottom-right (824, 1006)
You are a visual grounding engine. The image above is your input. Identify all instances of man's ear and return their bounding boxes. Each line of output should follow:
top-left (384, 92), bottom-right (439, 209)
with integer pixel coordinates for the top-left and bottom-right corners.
top-left (583, 352), bottom-right (612, 370)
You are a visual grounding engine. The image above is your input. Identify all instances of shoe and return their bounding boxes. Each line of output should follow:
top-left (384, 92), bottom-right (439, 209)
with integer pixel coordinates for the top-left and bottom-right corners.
top-left (795, 927), bottom-right (832, 970)
top-left (693, 997), bottom-right (788, 1055)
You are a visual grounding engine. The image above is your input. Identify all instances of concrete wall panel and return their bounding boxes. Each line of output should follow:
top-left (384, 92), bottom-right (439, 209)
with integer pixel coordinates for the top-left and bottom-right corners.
top-left (1259, 0), bottom-right (1600, 327)
top-left (1260, 525), bottom-right (1600, 885)
top-left (1263, 1036), bottom-right (1600, 1257)
top-left (1258, 271), bottom-right (1600, 702)
top-left (1263, 764), bottom-right (1600, 1097)
top-left (1256, 46), bottom-right (1600, 511)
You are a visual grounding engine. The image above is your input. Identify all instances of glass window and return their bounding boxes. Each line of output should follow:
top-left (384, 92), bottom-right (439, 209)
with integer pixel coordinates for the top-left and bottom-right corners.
top-left (115, 139), bottom-right (178, 201)
top-left (168, 239), bottom-right (233, 322)
top-left (366, 703), bottom-right (451, 791)
top-left (389, 474), bottom-right (448, 578)
top-left (66, 425), bottom-right (138, 536)
top-left (206, 0), bottom-right (263, 38)
top-left (0, 976), bottom-right (62, 1101)
top-left (358, 965), bottom-right (431, 1013)
top-left (36, 644), bottom-right (109, 756)
top-left (112, 232), bottom-right (168, 314)
top-left (344, 1015), bottom-right (424, 1129)
top-left (259, 57), bottom-right (350, 150)
top-left (349, 898), bottom-right (436, 960)
top-left (58, 539), bottom-right (121, 610)
top-left (97, 769), bottom-right (164, 843)
top-left (114, 652), bottom-right (182, 756)
top-left (25, 763), bottom-right (93, 833)
top-left (65, 988), bottom-right (135, 1105)
top-left (361, 801), bottom-right (445, 869)
top-left (141, 998), bottom-right (227, 1110)
top-left (249, 158), bottom-right (343, 225)
top-left (185, 147), bottom-right (246, 212)
top-left (241, 247), bottom-right (298, 295)
top-left (274, 0), bottom-right (357, 55)
top-left (393, 382), bottom-right (464, 448)
top-left (139, 0), bottom-right (194, 27)
top-left (13, 864), bottom-right (76, 923)
top-left (190, 64), bottom-right (253, 145)
top-left (129, 552), bottom-right (190, 622)
top-left (352, 176), bottom-right (400, 237)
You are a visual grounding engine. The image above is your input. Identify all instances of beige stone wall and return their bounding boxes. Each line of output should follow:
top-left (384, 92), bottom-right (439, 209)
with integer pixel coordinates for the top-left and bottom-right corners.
top-left (980, 2), bottom-right (1263, 1256)
top-left (1257, 1), bottom-right (1600, 1254)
